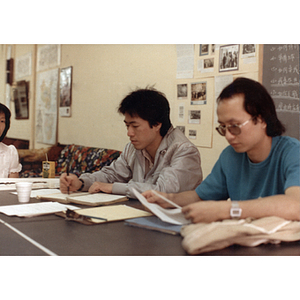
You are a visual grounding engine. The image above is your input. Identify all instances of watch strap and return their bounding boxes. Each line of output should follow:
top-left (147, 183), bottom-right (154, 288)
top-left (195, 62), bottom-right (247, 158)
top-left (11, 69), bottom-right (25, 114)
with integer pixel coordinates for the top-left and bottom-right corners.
top-left (78, 178), bottom-right (84, 191)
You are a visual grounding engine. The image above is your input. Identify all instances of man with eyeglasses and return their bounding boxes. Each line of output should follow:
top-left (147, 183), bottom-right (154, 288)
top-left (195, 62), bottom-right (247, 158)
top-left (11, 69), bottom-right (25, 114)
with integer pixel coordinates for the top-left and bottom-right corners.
top-left (143, 77), bottom-right (300, 223)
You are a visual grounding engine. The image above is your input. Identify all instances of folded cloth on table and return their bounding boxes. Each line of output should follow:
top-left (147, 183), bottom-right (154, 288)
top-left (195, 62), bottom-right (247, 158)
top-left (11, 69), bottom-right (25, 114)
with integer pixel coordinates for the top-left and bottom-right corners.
top-left (180, 216), bottom-right (300, 255)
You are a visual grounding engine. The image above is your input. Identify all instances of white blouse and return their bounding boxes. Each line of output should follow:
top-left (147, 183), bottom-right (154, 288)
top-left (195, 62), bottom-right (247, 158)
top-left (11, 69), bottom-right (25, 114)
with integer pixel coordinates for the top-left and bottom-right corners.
top-left (0, 142), bottom-right (22, 178)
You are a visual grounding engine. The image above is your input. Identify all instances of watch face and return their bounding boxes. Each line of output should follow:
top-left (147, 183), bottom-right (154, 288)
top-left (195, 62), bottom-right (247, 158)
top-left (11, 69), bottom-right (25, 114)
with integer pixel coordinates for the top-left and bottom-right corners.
top-left (230, 208), bottom-right (242, 218)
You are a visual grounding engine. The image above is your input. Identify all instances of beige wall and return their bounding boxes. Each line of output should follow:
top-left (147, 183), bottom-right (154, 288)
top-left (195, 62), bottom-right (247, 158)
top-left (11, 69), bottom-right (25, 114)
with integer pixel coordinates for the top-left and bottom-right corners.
top-left (58, 44), bottom-right (177, 151)
top-left (0, 44), bottom-right (261, 179)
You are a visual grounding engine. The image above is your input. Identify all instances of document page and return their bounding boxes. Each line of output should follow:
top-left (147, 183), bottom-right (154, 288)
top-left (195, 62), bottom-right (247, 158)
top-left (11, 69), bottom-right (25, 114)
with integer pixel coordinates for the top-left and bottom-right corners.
top-left (0, 202), bottom-right (79, 217)
top-left (35, 190), bottom-right (88, 201)
top-left (31, 188), bottom-right (61, 198)
top-left (74, 204), bottom-right (152, 223)
top-left (34, 190), bottom-right (127, 205)
top-left (132, 188), bottom-right (191, 225)
top-left (0, 178), bottom-right (59, 191)
top-left (67, 193), bottom-right (127, 204)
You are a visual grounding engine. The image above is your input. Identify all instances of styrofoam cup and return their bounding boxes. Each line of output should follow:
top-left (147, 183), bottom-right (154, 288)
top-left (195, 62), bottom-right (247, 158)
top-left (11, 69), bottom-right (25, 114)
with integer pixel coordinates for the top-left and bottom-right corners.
top-left (16, 182), bottom-right (33, 203)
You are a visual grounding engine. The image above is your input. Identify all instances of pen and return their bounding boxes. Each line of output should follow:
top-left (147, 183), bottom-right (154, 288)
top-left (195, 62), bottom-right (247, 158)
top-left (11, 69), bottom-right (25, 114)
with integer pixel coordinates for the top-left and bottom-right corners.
top-left (80, 214), bottom-right (107, 221)
top-left (66, 160), bottom-right (70, 195)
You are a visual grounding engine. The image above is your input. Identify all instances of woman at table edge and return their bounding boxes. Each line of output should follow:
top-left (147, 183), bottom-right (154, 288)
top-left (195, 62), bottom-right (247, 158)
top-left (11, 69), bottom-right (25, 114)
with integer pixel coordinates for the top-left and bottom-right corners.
top-left (0, 103), bottom-right (21, 178)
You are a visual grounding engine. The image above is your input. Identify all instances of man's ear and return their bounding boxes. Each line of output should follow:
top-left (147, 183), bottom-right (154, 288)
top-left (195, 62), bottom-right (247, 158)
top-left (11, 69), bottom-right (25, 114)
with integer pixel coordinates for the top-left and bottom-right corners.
top-left (256, 115), bottom-right (267, 129)
top-left (154, 122), bottom-right (162, 132)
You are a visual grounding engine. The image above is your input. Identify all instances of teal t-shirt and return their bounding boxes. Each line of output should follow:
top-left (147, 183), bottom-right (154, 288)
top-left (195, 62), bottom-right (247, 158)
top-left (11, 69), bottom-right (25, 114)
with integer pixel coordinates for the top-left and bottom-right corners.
top-left (196, 136), bottom-right (300, 201)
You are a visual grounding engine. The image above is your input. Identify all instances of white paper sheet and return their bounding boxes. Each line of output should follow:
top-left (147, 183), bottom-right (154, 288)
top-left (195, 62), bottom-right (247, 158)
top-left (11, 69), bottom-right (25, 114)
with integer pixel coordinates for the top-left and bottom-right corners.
top-left (30, 188), bottom-right (61, 198)
top-left (176, 44), bottom-right (194, 79)
top-left (132, 188), bottom-right (190, 225)
top-left (10, 188), bottom-right (62, 198)
top-left (0, 178), bottom-right (59, 191)
top-left (0, 202), bottom-right (79, 217)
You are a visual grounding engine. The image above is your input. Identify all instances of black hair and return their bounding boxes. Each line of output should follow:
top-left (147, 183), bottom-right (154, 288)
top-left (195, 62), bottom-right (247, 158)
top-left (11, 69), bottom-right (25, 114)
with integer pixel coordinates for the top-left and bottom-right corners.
top-left (217, 77), bottom-right (285, 137)
top-left (118, 87), bottom-right (172, 137)
top-left (0, 103), bottom-right (11, 142)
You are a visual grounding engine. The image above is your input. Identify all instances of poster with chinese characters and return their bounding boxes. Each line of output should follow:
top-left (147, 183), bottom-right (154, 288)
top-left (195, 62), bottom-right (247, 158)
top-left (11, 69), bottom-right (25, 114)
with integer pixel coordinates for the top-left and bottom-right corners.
top-left (263, 44), bottom-right (299, 140)
top-left (35, 69), bottom-right (59, 145)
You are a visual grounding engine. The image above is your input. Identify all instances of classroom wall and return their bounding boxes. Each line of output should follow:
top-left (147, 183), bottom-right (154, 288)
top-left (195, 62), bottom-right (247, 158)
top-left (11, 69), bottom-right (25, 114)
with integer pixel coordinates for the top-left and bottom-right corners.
top-left (0, 44), bottom-right (261, 179)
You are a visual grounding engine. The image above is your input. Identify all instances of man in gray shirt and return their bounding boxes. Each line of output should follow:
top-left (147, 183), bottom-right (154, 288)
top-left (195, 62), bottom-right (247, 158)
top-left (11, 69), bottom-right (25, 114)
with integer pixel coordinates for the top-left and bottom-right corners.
top-left (60, 88), bottom-right (202, 199)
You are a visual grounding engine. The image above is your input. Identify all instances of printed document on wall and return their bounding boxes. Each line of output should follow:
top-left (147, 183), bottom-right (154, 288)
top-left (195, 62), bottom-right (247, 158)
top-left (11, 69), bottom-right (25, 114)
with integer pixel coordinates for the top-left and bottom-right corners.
top-left (214, 75), bottom-right (233, 123)
top-left (15, 52), bottom-right (32, 79)
top-left (37, 44), bottom-right (61, 72)
top-left (176, 44), bottom-right (194, 79)
top-left (35, 69), bottom-right (59, 145)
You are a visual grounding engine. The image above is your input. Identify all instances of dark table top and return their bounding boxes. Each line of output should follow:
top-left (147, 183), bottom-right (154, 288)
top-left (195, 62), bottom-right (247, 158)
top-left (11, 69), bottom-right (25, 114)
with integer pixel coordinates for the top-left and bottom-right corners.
top-left (1, 190), bottom-right (299, 256)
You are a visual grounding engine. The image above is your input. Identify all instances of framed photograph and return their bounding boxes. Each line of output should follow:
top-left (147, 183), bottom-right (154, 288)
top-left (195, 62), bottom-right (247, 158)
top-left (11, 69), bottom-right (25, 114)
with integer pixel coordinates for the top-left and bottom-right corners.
top-left (13, 81), bottom-right (29, 119)
top-left (188, 129), bottom-right (197, 139)
top-left (188, 110), bottom-right (201, 124)
top-left (191, 82), bottom-right (207, 105)
top-left (199, 44), bottom-right (209, 56)
top-left (204, 58), bottom-right (214, 69)
top-left (219, 44), bottom-right (240, 72)
top-left (242, 44), bottom-right (256, 58)
top-left (59, 66), bottom-right (72, 117)
top-left (211, 44), bottom-right (215, 54)
top-left (177, 83), bottom-right (188, 99)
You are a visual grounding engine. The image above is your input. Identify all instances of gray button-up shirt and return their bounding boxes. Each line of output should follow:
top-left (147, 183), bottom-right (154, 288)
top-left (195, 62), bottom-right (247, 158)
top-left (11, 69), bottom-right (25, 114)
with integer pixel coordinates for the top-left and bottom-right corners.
top-left (80, 126), bottom-right (203, 199)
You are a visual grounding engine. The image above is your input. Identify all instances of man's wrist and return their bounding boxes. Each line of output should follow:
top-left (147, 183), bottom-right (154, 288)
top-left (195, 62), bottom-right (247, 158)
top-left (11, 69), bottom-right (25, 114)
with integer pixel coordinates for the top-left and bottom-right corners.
top-left (169, 193), bottom-right (176, 203)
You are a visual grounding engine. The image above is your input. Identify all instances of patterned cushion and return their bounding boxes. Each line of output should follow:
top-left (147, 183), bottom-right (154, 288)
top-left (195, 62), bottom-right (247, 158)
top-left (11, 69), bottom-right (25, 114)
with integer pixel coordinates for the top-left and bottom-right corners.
top-left (21, 169), bottom-right (43, 178)
top-left (20, 144), bottom-right (121, 178)
top-left (55, 144), bottom-right (121, 177)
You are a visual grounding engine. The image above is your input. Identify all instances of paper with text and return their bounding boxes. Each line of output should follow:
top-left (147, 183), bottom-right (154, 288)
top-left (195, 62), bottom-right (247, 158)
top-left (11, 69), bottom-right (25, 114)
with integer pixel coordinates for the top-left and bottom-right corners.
top-left (67, 193), bottom-right (127, 204)
top-left (74, 204), bottom-right (152, 223)
top-left (0, 202), bottom-right (79, 217)
top-left (132, 188), bottom-right (191, 225)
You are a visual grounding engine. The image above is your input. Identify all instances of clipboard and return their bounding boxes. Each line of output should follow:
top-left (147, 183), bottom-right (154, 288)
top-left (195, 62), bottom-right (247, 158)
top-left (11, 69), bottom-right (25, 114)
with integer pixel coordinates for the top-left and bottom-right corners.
top-left (57, 204), bottom-right (152, 225)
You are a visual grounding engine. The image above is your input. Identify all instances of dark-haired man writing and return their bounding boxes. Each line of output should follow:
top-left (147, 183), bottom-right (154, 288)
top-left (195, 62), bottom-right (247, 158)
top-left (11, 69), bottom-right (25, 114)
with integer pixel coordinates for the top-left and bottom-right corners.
top-left (60, 88), bottom-right (203, 199)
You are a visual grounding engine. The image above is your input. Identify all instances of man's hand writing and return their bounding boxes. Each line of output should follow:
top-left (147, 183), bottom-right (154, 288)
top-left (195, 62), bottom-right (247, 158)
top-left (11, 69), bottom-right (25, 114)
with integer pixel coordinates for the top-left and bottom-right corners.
top-left (60, 173), bottom-right (82, 194)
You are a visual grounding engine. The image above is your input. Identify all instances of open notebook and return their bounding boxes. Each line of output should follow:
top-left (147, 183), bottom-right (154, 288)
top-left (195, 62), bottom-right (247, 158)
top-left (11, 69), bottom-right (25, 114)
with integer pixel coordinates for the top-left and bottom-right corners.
top-left (35, 189), bottom-right (128, 206)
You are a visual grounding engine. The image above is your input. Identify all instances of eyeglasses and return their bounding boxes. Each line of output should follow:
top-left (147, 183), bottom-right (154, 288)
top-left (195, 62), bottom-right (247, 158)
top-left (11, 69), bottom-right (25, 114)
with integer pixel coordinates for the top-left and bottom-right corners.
top-left (216, 118), bottom-right (253, 136)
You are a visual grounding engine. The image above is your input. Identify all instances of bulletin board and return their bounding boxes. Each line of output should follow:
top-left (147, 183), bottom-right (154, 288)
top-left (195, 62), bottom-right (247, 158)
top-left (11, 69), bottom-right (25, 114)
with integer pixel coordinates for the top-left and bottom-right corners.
top-left (175, 44), bottom-right (260, 148)
top-left (175, 77), bottom-right (215, 147)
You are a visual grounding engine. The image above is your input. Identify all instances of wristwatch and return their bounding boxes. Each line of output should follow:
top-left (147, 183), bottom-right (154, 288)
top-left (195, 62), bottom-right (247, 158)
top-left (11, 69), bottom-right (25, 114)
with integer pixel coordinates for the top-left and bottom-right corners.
top-left (78, 178), bottom-right (84, 191)
top-left (230, 201), bottom-right (242, 219)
